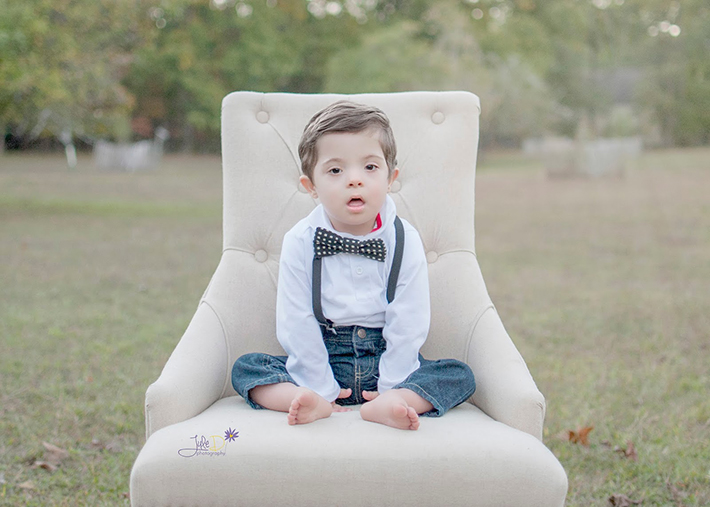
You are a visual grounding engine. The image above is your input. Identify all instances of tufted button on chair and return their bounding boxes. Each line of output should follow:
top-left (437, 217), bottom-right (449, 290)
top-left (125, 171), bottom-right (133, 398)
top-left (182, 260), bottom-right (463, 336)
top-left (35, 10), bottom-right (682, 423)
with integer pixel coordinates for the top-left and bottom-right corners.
top-left (130, 91), bottom-right (568, 506)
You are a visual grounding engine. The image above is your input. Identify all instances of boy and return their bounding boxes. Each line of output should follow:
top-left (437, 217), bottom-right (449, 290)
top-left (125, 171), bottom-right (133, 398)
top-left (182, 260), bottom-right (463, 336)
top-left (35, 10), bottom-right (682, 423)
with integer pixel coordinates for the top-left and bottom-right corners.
top-left (232, 101), bottom-right (475, 430)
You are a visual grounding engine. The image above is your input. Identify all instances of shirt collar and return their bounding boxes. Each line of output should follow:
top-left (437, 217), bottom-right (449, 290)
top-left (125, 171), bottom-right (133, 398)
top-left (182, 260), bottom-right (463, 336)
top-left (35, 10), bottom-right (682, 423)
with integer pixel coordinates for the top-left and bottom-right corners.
top-left (309, 195), bottom-right (397, 240)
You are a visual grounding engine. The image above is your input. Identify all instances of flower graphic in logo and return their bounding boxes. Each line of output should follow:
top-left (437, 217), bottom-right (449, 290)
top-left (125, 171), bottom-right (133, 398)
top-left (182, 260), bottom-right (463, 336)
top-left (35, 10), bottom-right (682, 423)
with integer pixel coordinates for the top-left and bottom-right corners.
top-left (178, 427), bottom-right (240, 457)
top-left (224, 427), bottom-right (239, 442)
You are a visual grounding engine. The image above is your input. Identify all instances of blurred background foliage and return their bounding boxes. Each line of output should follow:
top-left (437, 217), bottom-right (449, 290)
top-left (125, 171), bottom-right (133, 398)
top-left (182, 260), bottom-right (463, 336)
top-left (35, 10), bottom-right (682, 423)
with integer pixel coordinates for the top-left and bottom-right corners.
top-left (1, 0), bottom-right (708, 152)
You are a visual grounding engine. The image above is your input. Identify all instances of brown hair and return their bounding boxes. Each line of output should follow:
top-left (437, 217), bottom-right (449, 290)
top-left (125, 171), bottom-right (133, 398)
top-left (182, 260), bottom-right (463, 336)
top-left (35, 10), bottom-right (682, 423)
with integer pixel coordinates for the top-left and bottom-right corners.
top-left (298, 100), bottom-right (397, 180)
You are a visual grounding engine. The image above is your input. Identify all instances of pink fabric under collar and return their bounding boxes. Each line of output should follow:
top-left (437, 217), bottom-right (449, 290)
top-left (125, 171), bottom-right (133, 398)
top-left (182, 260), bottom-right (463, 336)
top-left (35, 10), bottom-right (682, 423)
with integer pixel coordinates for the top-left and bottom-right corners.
top-left (372, 213), bottom-right (383, 232)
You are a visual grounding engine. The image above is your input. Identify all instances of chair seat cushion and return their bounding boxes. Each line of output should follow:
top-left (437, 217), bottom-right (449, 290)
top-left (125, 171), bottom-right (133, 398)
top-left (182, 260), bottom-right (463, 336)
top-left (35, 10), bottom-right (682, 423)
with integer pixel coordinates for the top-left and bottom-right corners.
top-left (131, 397), bottom-right (567, 506)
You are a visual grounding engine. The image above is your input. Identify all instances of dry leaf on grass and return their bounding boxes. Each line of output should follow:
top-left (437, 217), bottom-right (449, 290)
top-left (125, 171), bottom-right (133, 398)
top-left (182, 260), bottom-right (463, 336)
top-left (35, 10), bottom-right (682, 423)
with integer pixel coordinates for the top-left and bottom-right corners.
top-left (105, 440), bottom-right (123, 453)
top-left (31, 461), bottom-right (58, 472)
top-left (608, 493), bottom-right (642, 506)
top-left (90, 438), bottom-right (123, 453)
top-left (30, 442), bottom-right (70, 473)
top-left (568, 426), bottom-right (594, 446)
top-left (614, 440), bottom-right (638, 461)
top-left (42, 442), bottom-right (69, 462)
top-left (18, 480), bottom-right (35, 490)
top-left (667, 480), bottom-right (688, 506)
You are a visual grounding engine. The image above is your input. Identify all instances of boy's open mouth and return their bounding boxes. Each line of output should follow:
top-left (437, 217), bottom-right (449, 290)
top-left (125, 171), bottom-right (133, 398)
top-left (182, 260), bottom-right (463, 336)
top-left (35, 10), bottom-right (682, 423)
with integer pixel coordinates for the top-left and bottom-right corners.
top-left (348, 197), bottom-right (365, 207)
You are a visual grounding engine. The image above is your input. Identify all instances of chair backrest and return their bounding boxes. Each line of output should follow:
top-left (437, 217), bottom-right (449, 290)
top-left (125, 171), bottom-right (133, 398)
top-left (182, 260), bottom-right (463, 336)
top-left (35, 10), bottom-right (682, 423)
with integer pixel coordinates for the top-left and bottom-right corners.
top-left (206, 91), bottom-right (493, 395)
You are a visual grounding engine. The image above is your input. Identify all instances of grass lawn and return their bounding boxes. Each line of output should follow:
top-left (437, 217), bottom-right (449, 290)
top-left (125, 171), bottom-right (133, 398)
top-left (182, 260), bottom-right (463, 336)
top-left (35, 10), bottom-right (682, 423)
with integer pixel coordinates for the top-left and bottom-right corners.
top-left (1, 148), bottom-right (709, 505)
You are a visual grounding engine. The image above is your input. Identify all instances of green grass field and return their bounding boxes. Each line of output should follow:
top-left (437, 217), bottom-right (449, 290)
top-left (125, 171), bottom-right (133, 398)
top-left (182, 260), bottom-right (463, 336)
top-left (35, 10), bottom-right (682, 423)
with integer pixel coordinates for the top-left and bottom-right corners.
top-left (1, 149), bottom-right (709, 505)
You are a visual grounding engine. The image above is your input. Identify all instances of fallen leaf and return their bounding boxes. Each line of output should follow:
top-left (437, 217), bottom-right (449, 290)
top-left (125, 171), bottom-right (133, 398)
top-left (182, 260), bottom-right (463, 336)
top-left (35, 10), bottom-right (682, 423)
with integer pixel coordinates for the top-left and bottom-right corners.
top-left (667, 480), bottom-right (688, 506)
top-left (105, 440), bottom-right (123, 453)
top-left (608, 493), bottom-right (642, 506)
top-left (614, 440), bottom-right (638, 461)
top-left (555, 430), bottom-right (569, 441)
top-left (42, 442), bottom-right (69, 463)
top-left (90, 438), bottom-right (123, 452)
top-left (31, 461), bottom-right (58, 473)
top-left (31, 441), bottom-right (70, 472)
top-left (18, 481), bottom-right (35, 490)
top-left (568, 426), bottom-right (594, 446)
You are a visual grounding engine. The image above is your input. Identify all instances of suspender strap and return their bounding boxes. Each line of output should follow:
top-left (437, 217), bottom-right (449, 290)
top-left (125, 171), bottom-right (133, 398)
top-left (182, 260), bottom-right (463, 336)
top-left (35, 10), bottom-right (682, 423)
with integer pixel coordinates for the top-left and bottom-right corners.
top-left (387, 216), bottom-right (405, 304)
top-left (312, 216), bottom-right (405, 331)
top-left (311, 255), bottom-right (333, 331)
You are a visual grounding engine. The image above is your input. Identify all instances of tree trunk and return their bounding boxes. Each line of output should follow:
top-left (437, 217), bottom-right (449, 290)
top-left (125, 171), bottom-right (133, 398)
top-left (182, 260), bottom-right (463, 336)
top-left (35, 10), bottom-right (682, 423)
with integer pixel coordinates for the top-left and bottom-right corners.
top-left (60, 130), bottom-right (77, 169)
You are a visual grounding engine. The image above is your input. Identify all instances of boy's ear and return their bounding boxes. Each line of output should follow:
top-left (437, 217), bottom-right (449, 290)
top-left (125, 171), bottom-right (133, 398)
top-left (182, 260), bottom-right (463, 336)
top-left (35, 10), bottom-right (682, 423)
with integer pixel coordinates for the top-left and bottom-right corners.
top-left (387, 167), bottom-right (400, 191)
top-left (300, 175), bottom-right (318, 199)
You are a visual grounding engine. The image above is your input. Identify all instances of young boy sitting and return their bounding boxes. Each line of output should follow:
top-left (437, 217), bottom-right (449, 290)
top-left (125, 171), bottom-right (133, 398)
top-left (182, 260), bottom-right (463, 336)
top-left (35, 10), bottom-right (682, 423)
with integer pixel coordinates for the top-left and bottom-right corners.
top-left (231, 100), bottom-right (476, 430)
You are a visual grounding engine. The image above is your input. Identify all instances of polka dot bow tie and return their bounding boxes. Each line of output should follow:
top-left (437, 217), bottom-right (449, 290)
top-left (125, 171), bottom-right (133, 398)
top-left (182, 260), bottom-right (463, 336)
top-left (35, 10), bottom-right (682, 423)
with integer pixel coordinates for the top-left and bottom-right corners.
top-left (313, 227), bottom-right (386, 262)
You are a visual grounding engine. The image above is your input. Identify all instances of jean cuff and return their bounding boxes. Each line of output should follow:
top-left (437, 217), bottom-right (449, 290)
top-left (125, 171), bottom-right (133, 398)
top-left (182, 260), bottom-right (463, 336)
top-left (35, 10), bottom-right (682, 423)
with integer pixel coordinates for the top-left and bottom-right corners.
top-left (240, 373), bottom-right (295, 410)
top-left (393, 382), bottom-right (445, 418)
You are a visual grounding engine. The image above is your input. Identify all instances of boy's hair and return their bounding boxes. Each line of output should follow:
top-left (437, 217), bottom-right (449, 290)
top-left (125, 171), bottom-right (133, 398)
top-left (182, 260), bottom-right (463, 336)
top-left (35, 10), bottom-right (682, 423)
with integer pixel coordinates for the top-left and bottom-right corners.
top-left (298, 100), bottom-right (398, 180)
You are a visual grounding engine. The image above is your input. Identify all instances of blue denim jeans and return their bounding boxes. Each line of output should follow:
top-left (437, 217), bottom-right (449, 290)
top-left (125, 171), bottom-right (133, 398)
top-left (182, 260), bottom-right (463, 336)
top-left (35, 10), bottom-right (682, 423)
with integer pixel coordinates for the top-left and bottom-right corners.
top-left (232, 325), bottom-right (476, 417)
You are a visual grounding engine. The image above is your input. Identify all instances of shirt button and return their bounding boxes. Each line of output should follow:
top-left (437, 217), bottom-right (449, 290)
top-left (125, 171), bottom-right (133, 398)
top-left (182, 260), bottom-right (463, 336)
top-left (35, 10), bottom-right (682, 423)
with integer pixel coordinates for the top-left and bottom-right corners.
top-left (357, 328), bottom-right (367, 339)
top-left (355, 267), bottom-right (364, 275)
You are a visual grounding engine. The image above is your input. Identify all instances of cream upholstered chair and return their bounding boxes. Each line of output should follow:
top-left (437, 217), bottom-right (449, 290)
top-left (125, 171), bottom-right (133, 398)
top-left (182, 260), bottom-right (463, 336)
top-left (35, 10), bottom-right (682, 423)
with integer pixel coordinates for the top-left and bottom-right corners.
top-left (130, 91), bottom-right (568, 506)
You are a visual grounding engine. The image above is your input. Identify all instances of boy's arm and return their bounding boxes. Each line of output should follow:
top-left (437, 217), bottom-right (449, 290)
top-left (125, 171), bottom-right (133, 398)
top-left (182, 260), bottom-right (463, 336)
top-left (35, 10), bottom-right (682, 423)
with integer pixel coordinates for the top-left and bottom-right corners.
top-left (276, 230), bottom-right (341, 403)
top-left (379, 226), bottom-right (430, 392)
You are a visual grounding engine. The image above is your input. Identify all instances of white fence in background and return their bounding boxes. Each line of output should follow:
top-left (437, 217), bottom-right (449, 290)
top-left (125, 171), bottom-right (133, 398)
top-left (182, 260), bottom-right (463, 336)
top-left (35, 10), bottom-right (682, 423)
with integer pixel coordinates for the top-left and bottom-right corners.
top-left (523, 136), bottom-right (642, 177)
top-left (94, 127), bottom-right (169, 172)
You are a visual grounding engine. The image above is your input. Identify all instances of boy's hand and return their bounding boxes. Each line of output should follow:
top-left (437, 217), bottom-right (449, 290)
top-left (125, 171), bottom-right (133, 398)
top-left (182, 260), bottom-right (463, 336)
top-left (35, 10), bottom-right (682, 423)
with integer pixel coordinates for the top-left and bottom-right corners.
top-left (362, 390), bottom-right (379, 401)
top-left (331, 388), bottom-right (353, 412)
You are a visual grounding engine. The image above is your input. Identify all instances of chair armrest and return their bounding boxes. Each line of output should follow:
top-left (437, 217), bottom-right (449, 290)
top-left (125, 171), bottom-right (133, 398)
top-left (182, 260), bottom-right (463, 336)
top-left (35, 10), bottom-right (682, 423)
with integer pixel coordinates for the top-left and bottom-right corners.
top-left (466, 306), bottom-right (546, 441)
top-left (144, 301), bottom-right (230, 439)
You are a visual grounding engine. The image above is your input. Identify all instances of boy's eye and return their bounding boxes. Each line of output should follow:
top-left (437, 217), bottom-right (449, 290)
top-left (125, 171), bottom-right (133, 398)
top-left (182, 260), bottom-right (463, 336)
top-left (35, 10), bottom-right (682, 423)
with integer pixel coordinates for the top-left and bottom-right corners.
top-left (328, 168), bottom-right (342, 175)
top-left (365, 164), bottom-right (377, 171)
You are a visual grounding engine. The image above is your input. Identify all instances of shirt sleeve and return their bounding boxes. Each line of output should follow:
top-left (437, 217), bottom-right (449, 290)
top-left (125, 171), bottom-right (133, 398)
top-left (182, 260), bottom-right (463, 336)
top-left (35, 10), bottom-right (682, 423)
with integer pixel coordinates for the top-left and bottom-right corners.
top-left (378, 224), bottom-right (431, 392)
top-left (276, 228), bottom-right (341, 403)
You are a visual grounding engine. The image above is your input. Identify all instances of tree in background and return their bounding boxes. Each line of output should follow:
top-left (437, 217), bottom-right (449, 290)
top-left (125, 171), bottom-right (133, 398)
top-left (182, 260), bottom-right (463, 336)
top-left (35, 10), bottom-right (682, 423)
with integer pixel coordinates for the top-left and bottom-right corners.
top-left (505, 0), bottom-right (709, 145)
top-left (123, 0), bottom-right (361, 151)
top-left (633, 0), bottom-right (710, 145)
top-left (0, 0), bottom-right (153, 155)
top-left (2, 0), bottom-right (708, 152)
top-left (325, 0), bottom-right (559, 147)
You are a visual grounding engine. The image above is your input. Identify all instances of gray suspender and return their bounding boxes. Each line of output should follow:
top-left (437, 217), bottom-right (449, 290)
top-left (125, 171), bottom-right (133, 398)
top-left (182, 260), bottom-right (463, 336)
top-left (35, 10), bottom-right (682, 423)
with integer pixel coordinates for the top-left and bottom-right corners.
top-left (387, 216), bottom-right (405, 304)
top-left (311, 254), bottom-right (330, 330)
top-left (312, 216), bottom-right (405, 331)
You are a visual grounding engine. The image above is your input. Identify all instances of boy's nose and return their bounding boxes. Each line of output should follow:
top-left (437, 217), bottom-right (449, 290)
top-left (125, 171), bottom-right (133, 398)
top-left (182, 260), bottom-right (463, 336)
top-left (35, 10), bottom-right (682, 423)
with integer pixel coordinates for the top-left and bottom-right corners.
top-left (348, 170), bottom-right (364, 186)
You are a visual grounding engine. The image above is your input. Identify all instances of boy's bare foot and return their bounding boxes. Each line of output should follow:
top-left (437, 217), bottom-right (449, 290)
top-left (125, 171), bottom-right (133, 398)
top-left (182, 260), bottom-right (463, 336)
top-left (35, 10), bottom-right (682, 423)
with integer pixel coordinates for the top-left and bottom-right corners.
top-left (287, 387), bottom-right (333, 425)
top-left (360, 391), bottom-right (421, 430)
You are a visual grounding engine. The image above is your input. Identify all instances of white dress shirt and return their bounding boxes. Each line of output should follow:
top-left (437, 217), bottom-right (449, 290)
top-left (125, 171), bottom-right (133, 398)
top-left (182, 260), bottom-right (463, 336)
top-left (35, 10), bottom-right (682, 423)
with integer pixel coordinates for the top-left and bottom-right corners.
top-left (276, 195), bottom-right (431, 402)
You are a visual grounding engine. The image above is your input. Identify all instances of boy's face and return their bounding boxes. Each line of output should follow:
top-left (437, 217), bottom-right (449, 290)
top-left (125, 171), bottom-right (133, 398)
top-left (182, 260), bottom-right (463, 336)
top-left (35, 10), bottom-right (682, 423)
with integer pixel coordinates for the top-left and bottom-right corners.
top-left (300, 130), bottom-right (399, 236)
